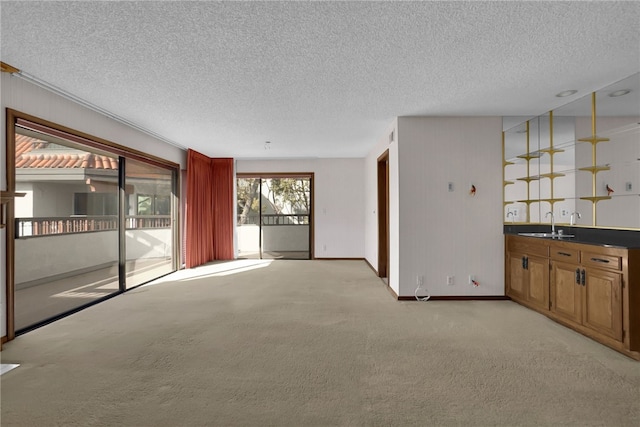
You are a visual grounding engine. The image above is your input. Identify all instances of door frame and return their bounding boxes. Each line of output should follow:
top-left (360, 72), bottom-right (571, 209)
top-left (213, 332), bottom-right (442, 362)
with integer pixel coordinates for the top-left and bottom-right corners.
top-left (236, 173), bottom-right (314, 260)
top-left (377, 151), bottom-right (389, 280)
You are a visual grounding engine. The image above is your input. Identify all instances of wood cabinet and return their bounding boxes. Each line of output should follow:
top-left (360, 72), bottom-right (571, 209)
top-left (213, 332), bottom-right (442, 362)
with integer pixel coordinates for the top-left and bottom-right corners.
top-left (506, 235), bottom-right (639, 360)
top-left (506, 236), bottom-right (549, 311)
top-left (551, 254), bottom-right (623, 341)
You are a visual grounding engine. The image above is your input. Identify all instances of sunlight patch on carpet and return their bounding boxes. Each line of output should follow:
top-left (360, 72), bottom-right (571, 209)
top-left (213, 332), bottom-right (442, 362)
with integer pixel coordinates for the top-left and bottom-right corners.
top-left (1, 364), bottom-right (20, 375)
top-left (140, 259), bottom-right (273, 287)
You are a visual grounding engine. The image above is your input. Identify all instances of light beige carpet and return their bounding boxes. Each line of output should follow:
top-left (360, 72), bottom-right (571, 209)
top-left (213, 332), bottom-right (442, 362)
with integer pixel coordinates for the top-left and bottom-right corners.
top-left (1, 260), bottom-right (639, 426)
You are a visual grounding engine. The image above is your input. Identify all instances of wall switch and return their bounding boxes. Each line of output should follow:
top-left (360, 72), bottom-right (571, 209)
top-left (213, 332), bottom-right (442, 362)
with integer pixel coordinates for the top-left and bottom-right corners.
top-left (626, 182), bottom-right (632, 191)
top-left (448, 182), bottom-right (454, 192)
top-left (446, 275), bottom-right (454, 286)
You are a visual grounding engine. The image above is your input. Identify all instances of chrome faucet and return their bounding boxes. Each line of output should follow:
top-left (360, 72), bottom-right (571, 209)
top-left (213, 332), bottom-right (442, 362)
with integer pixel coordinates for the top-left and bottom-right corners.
top-left (545, 211), bottom-right (555, 234)
top-left (570, 211), bottom-right (581, 226)
top-left (506, 211), bottom-right (515, 223)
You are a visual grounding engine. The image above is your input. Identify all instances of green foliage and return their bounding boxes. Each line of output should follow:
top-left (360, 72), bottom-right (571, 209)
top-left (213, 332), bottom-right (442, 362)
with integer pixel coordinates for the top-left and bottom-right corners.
top-left (237, 177), bottom-right (310, 225)
top-left (264, 178), bottom-right (310, 214)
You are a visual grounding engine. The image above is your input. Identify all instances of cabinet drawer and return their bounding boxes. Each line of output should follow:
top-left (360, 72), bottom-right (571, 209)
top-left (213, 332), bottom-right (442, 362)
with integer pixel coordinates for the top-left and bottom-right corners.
top-left (581, 252), bottom-right (622, 271)
top-left (550, 247), bottom-right (579, 263)
top-left (507, 237), bottom-right (549, 258)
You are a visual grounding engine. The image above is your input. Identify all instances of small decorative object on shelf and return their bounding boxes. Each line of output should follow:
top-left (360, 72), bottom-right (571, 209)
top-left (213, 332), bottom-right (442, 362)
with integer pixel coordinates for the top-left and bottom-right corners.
top-left (469, 184), bottom-right (476, 196)
top-left (606, 184), bottom-right (615, 196)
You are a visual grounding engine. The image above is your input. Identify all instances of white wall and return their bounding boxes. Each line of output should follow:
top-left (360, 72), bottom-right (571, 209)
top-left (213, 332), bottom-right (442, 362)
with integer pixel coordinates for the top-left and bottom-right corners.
top-left (235, 158), bottom-right (366, 259)
top-left (1, 73), bottom-right (187, 338)
top-left (364, 120), bottom-right (400, 295)
top-left (396, 117), bottom-right (503, 297)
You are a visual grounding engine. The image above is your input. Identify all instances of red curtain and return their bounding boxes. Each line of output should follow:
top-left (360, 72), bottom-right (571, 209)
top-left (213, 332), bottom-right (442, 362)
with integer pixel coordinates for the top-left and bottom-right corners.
top-left (185, 150), bottom-right (234, 268)
top-left (211, 158), bottom-right (235, 260)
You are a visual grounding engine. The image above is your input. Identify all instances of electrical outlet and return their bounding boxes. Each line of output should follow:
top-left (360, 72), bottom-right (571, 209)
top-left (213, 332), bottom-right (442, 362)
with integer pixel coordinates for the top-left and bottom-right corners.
top-left (626, 182), bottom-right (633, 191)
top-left (561, 209), bottom-right (568, 217)
top-left (446, 275), bottom-right (454, 286)
top-left (512, 209), bottom-right (518, 217)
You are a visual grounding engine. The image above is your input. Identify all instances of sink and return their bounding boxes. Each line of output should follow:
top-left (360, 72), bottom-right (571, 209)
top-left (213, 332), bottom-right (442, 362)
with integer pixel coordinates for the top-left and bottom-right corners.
top-left (518, 232), bottom-right (575, 238)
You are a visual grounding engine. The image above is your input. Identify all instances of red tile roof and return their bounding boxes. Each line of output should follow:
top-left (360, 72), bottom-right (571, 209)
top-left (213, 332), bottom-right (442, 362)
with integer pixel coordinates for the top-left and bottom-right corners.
top-left (15, 135), bottom-right (118, 170)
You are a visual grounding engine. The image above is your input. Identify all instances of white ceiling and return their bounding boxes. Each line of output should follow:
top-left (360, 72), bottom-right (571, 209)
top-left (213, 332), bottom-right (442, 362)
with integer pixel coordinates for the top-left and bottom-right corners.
top-left (1, 1), bottom-right (639, 159)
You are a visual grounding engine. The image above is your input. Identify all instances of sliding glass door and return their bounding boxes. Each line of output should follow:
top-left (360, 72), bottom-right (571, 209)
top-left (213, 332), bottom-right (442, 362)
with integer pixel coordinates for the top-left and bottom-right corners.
top-left (124, 159), bottom-right (175, 288)
top-left (236, 178), bottom-right (261, 258)
top-left (9, 113), bottom-right (178, 334)
top-left (13, 126), bottom-right (122, 331)
top-left (236, 175), bottom-right (312, 260)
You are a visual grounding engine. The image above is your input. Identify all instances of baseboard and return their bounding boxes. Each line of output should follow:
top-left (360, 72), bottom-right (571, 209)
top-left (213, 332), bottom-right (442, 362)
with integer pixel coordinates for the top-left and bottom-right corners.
top-left (397, 295), bottom-right (510, 301)
top-left (314, 258), bottom-right (398, 300)
top-left (385, 284), bottom-right (399, 299)
top-left (359, 259), bottom-right (399, 299)
top-left (363, 258), bottom-right (378, 275)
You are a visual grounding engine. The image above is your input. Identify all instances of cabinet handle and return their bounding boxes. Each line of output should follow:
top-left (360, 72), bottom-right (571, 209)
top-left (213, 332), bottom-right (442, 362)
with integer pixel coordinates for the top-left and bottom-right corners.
top-left (524, 257), bottom-right (529, 270)
top-left (581, 269), bottom-right (586, 286)
top-left (590, 257), bottom-right (610, 264)
top-left (557, 251), bottom-right (572, 257)
top-left (522, 256), bottom-right (526, 269)
top-left (575, 268), bottom-right (581, 284)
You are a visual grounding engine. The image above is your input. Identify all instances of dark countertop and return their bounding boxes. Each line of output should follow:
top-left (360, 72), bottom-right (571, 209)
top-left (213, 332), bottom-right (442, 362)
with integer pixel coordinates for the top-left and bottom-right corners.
top-left (504, 225), bottom-right (640, 249)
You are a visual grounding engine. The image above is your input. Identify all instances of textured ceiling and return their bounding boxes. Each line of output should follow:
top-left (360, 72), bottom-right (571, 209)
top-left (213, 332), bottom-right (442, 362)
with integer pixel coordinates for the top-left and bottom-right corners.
top-left (1, 1), bottom-right (639, 159)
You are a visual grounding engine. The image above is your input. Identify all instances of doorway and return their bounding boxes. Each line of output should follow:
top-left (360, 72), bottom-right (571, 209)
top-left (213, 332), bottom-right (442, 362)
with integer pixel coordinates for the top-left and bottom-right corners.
top-left (236, 174), bottom-right (313, 260)
top-left (377, 151), bottom-right (389, 281)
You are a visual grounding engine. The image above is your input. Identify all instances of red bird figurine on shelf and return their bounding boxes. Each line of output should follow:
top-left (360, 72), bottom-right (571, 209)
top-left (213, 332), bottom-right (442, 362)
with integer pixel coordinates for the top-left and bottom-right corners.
top-left (606, 184), bottom-right (615, 196)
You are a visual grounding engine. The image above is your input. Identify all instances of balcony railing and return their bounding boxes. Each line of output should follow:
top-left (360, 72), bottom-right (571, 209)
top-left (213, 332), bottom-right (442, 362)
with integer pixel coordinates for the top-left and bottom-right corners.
top-left (15, 215), bottom-right (171, 238)
top-left (237, 213), bottom-right (310, 226)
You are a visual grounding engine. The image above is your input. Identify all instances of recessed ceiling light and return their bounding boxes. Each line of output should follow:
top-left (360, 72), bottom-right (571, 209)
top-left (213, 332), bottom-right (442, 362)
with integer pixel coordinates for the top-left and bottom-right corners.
top-left (609, 89), bottom-right (631, 97)
top-left (556, 90), bottom-right (578, 98)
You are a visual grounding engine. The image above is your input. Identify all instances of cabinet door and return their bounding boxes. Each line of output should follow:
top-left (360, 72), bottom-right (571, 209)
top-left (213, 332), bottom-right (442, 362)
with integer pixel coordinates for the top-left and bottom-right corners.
top-left (507, 252), bottom-right (526, 300)
top-left (551, 261), bottom-right (582, 324)
top-left (527, 255), bottom-right (550, 311)
top-left (583, 268), bottom-right (623, 341)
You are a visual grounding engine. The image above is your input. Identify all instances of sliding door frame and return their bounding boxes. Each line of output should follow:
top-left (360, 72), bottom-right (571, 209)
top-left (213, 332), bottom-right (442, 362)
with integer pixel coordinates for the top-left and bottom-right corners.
top-left (4, 109), bottom-right (180, 341)
top-left (236, 172), bottom-right (315, 260)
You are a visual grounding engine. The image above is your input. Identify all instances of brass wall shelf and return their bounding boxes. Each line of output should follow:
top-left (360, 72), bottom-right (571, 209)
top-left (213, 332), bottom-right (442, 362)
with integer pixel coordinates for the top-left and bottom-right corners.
top-left (580, 196), bottom-right (612, 203)
top-left (578, 165), bottom-right (610, 173)
top-left (504, 72), bottom-right (640, 229)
